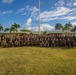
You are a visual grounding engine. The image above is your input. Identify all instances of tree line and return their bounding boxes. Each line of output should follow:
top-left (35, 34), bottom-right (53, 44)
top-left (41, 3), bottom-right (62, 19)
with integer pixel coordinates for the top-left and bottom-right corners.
top-left (55, 22), bottom-right (76, 32)
top-left (0, 22), bottom-right (76, 33)
top-left (0, 23), bottom-right (20, 33)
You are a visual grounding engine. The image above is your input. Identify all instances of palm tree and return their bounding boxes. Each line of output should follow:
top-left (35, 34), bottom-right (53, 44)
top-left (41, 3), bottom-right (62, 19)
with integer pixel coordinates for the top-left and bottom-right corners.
top-left (55, 23), bottom-right (63, 30)
top-left (62, 27), bottom-right (65, 32)
top-left (71, 26), bottom-right (76, 32)
top-left (10, 25), bottom-right (16, 33)
top-left (43, 31), bottom-right (48, 34)
top-left (64, 22), bottom-right (72, 32)
top-left (12, 23), bottom-right (20, 32)
top-left (4, 28), bottom-right (10, 32)
top-left (0, 24), bottom-right (3, 33)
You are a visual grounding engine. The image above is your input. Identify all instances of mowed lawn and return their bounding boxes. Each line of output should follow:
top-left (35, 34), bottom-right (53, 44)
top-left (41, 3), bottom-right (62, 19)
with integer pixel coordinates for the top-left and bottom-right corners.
top-left (0, 47), bottom-right (76, 75)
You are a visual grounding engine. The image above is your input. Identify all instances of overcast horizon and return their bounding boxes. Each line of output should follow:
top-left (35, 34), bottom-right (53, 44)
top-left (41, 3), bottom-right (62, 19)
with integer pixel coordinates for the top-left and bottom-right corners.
top-left (0, 0), bottom-right (76, 31)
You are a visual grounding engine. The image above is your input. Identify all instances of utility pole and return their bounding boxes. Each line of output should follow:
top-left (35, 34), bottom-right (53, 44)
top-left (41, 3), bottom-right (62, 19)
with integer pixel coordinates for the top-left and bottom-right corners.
top-left (38, 0), bottom-right (40, 35)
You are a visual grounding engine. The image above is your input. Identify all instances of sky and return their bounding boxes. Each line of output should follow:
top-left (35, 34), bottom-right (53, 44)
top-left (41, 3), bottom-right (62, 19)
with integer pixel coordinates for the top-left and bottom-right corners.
top-left (0, 0), bottom-right (76, 31)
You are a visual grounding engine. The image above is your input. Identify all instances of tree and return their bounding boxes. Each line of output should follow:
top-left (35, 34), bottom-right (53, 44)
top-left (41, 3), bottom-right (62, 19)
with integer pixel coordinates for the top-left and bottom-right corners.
top-left (43, 31), bottom-right (48, 34)
top-left (30, 32), bottom-right (33, 34)
top-left (64, 22), bottom-right (72, 32)
top-left (4, 28), bottom-right (10, 32)
top-left (12, 23), bottom-right (20, 32)
top-left (0, 24), bottom-right (3, 32)
top-left (62, 27), bottom-right (65, 32)
top-left (10, 25), bottom-right (16, 33)
top-left (55, 23), bottom-right (63, 30)
top-left (71, 26), bottom-right (76, 32)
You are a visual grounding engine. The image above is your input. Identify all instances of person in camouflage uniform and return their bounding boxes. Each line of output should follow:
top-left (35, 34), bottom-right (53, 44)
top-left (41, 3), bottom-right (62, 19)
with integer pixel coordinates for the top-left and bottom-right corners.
top-left (0, 33), bottom-right (76, 47)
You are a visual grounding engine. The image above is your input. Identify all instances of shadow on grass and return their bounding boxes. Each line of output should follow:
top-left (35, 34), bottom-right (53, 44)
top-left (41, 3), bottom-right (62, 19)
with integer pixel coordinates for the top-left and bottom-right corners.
top-left (50, 46), bottom-right (75, 50)
top-left (0, 46), bottom-right (75, 50)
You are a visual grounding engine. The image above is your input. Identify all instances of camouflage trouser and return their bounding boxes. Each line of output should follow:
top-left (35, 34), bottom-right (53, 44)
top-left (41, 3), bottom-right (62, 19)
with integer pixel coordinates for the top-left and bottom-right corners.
top-left (15, 41), bottom-right (20, 46)
top-left (51, 41), bottom-right (55, 47)
top-left (7, 41), bottom-right (14, 47)
top-left (26, 41), bottom-right (31, 46)
top-left (39, 41), bottom-right (45, 47)
top-left (34, 41), bottom-right (39, 46)
top-left (1, 40), bottom-right (7, 47)
top-left (74, 42), bottom-right (76, 46)
top-left (0, 42), bottom-right (1, 46)
top-left (30, 41), bottom-right (33, 46)
top-left (45, 42), bottom-right (50, 47)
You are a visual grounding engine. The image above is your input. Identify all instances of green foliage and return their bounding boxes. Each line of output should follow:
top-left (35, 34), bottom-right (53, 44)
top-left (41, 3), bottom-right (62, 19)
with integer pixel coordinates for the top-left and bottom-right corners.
top-left (62, 26), bottom-right (65, 32)
top-left (0, 22), bottom-right (76, 34)
top-left (9, 23), bottom-right (20, 33)
top-left (54, 22), bottom-right (73, 33)
top-left (55, 23), bottom-right (63, 30)
top-left (64, 22), bottom-right (72, 32)
top-left (71, 26), bottom-right (76, 32)
top-left (0, 24), bottom-right (3, 32)
top-left (43, 31), bottom-right (48, 34)
top-left (4, 28), bottom-right (10, 32)
top-left (11, 23), bottom-right (20, 32)
top-left (10, 25), bottom-right (16, 33)
top-left (30, 32), bottom-right (33, 34)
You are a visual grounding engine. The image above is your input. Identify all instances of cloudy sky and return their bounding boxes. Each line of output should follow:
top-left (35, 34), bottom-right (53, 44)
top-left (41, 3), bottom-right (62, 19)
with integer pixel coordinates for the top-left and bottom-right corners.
top-left (0, 0), bottom-right (76, 31)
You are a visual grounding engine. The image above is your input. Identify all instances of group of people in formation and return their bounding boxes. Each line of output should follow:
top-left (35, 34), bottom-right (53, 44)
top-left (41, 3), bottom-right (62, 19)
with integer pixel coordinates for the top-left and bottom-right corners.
top-left (0, 33), bottom-right (76, 47)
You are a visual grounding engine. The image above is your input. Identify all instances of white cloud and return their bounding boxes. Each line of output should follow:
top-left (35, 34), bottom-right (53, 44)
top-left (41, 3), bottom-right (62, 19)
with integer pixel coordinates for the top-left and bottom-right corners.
top-left (66, 0), bottom-right (76, 7)
top-left (22, 12), bottom-right (26, 15)
top-left (55, 0), bottom-right (65, 7)
top-left (2, 0), bottom-right (14, 3)
top-left (17, 6), bottom-right (38, 18)
top-left (22, 5), bottom-right (76, 23)
top-left (72, 22), bottom-right (76, 26)
top-left (61, 16), bottom-right (76, 20)
top-left (66, 2), bottom-right (73, 6)
top-left (66, 0), bottom-right (74, 7)
top-left (31, 7), bottom-right (38, 19)
top-left (26, 6), bottom-right (38, 12)
top-left (26, 24), bottom-right (54, 31)
top-left (26, 6), bottom-right (29, 10)
top-left (17, 8), bottom-right (25, 13)
top-left (0, 10), bottom-right (12, 15)
top-left (19, 4), bottom-right (76, 26)
top-left (26, 6), bottom-right (38, 19)
top-left (40, 7), bottom-right (72, 22)
top-left (40, 24), bottom-right (54, 31)
top-left (29, 6), bottom-right (38, 12)
top-left (55, 0), bottom-right (76, 7)
top-left (25, 18), bottom-right (32, 26)
top-left (73, 1), bottom-right (76, 6)
top-left (25, 6), bottom-right (76, 22)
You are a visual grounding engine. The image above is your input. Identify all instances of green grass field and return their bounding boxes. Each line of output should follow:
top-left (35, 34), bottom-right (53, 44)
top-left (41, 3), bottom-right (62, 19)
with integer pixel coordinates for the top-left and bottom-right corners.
top-left (0, 47), bottom-right (76, 75)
